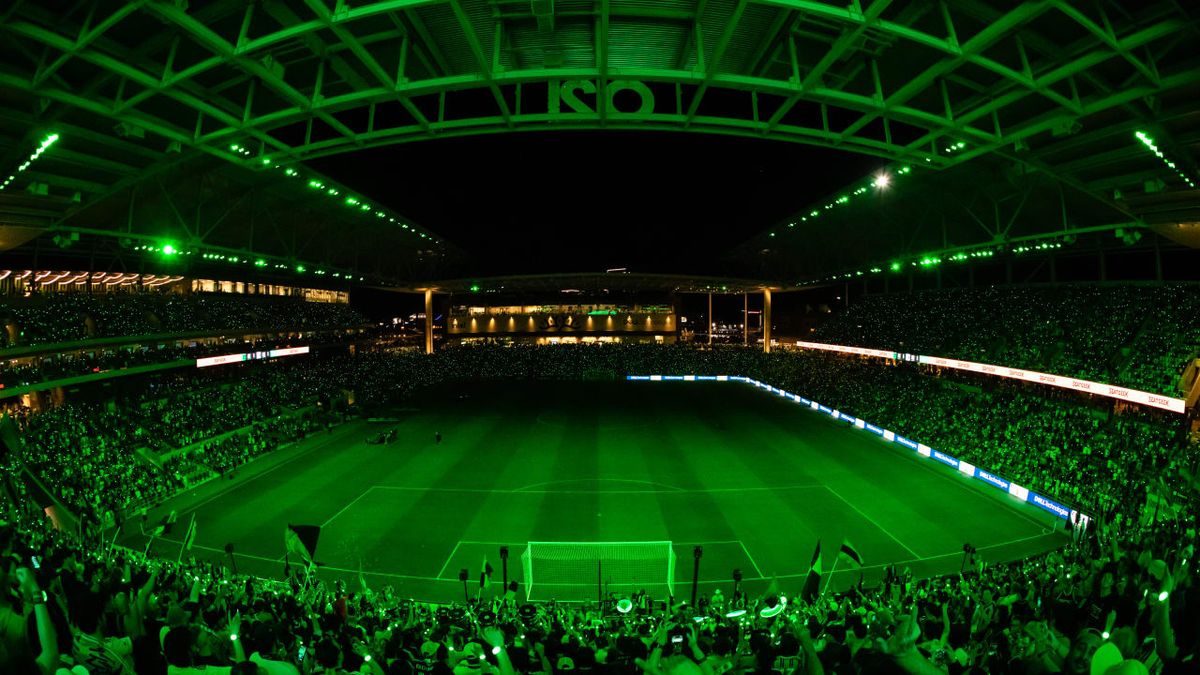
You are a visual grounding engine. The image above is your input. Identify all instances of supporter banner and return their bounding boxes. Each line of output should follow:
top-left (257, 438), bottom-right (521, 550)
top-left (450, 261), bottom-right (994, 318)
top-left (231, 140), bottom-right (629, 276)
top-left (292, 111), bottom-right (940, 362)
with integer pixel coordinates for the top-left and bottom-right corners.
top-left (196, 345), bottom-right (310, 369)
top-left (794, 341), bottom-right (899, 360)
top-left (917, 355), bottom-right (1185, 414)
top-left (625, 373), bottom-right (1090, 522)
top-left (793, 341), bottom-right (1185, 414)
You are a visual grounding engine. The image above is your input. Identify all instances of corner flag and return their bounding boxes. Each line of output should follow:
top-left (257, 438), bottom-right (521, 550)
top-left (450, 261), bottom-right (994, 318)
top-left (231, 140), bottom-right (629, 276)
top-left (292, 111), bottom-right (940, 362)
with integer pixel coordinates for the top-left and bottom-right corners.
top-left (800, 540), bottom-right (822, 604)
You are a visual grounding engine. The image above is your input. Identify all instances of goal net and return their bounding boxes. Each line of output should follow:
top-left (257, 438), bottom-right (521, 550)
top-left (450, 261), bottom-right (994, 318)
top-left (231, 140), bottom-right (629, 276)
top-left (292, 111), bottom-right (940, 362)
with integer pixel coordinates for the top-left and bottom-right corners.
top-left (521, 541), bottom-right (677, 601)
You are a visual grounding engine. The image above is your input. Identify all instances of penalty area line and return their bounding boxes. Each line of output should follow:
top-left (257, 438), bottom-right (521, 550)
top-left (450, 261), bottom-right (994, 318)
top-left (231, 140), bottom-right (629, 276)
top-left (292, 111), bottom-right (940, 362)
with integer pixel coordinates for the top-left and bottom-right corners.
top-left (823, 485), bottom-right (922, 560)
top-left (738, 540), bottom-right (765, 578)
top-left (321, 486), bottom-right (378, 528)
top-left (436, 541), bottom-right (463, 580)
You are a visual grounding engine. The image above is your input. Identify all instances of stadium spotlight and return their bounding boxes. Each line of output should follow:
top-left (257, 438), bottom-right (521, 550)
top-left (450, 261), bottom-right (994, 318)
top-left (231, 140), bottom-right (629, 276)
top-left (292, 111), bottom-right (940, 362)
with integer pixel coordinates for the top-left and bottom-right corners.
top-left (872, 173), bottom-right (891, 189)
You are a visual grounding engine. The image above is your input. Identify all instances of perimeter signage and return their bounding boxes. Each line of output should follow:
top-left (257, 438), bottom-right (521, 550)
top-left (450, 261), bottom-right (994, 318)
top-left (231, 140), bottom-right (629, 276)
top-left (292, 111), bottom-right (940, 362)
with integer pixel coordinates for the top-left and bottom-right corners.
top-left (793, 341), bottom-right (1185, 413)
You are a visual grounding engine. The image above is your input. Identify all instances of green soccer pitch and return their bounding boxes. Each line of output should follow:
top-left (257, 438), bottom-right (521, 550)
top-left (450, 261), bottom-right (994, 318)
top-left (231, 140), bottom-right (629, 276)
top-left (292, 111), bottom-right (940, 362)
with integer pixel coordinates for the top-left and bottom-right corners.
top-left (133, 380), bottom-right (1066, 603)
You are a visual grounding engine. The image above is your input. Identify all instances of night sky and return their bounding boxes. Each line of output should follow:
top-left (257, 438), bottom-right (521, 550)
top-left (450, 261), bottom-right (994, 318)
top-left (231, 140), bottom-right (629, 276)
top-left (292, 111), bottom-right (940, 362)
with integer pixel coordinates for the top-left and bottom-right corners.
top-left (311, 131), bottom-right (878, 278)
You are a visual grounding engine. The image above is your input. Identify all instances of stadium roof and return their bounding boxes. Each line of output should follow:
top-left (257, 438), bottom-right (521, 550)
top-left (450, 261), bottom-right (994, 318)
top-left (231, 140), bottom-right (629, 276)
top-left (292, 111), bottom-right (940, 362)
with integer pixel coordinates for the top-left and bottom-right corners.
top-left (0, 0), bottom-right (1197, 285)
top-left (401, 271), bottom-right (783, 294)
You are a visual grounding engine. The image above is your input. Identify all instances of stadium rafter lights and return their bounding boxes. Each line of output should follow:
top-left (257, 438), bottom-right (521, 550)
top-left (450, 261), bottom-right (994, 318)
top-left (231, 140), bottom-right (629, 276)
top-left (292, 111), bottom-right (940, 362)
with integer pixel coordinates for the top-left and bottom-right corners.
top-left (1, 132), bottom-right (59, 191)
top-left (267, 162), bottom-right (442, 245)
top-left (1136, 131), bottom-right (1196, 188)
top-left (772, 164), bottom-right (912, 239)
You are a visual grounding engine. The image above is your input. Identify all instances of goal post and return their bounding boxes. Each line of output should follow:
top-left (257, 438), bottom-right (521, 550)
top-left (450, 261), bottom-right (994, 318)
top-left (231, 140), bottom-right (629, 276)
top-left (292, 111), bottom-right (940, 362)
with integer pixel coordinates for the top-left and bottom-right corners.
top-left (521, 541), bottom-right (677, 601)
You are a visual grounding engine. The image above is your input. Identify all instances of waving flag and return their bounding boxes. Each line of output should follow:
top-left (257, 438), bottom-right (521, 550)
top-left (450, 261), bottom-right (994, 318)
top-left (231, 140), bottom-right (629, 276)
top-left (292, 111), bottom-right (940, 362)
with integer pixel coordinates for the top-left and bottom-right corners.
top-left (800, 540), bottom-right (822, 604)
top-left (285, 524), bottom-right (321, 563)
top-left (838, 539), bottom-right (863, 568)
top-left (480, 555), bottom-right (493, 589)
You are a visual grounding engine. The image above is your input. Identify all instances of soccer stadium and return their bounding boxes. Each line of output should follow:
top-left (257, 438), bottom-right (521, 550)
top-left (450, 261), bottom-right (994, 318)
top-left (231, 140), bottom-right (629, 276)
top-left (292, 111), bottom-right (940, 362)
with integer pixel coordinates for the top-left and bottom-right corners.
top-left (1, 1), bottom-right (1199, 673)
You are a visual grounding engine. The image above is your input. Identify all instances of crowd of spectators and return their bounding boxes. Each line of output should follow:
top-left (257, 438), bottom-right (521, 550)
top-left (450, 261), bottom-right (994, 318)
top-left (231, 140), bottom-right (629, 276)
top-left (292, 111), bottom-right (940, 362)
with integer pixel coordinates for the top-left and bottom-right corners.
top-left (807, 284), bottom-right (1200, 396)
top-left (0, 292), bottom-right (371, 349)
top-left (0, 340), bottom-right (1196, 673)
top-left (3, 356), bottom-right (352, 524)
top-left (3, 343), bottom-right (1195, 549)
top-left (0, 483), bottom-right (1194, 674)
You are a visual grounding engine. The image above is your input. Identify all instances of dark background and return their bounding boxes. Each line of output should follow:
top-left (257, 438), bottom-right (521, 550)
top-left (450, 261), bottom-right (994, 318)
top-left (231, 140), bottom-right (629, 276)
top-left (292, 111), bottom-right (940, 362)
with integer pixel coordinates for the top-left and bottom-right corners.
top-left (313, 131), bottom-right (878, 277)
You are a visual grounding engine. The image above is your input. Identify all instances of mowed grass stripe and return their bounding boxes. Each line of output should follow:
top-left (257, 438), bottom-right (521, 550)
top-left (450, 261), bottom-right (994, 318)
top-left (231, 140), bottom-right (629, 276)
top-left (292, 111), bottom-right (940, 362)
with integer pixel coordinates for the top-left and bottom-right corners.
top-left (738, 384), bottom-right (1042, 557)
top-left (596, 412), bottom-right (670, 544)
top-left (729, 390), bottom-right (932, 564)
top-left (332, 412), bottom-right (510, 574)
top-left (663, 386), bottom-right (845, 577)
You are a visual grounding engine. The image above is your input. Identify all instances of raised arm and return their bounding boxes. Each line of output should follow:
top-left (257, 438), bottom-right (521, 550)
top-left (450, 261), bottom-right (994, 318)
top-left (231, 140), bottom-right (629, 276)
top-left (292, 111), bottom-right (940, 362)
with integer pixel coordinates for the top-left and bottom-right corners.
top-left (17, 568), bottom-right (59, 675)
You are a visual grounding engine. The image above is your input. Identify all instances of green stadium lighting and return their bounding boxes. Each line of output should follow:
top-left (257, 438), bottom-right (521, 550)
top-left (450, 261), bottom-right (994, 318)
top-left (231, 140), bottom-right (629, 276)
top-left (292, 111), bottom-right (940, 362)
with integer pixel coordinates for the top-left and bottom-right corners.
top-left (296, 265), bottom-right (306, 273)
top-left (469, 284), bottom-right (481, 293)
top-left (890, 261), bottom-right (902, 272)
top-left (2, 132), bottom-right (61, 191)
top-left (161, 244), bottom-right (177, 255)
top-left (254, 259), bottom-right (267, 267)
top-left (1136, 130), bottom-right (1196, 188)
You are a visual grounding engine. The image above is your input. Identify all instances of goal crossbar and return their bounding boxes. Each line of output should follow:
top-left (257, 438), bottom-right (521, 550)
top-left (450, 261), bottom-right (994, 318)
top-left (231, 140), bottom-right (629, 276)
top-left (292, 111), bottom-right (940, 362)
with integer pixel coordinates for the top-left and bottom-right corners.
top-left (521, 541), bottom-right (676, 601)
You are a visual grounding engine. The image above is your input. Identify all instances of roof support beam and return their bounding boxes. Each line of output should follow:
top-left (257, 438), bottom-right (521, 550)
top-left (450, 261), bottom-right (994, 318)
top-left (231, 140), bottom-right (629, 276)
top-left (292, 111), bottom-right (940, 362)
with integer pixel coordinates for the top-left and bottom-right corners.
top-left (597, 0), bottom-right (609, 123)
top-left (838, 1), bottom-right (1054, 142)
top-left (1051, 1), bottom-right (1159, 86)
top-left (33, 0), bottom-right (142, 87)
top-left (765, 0), bottom-right (895, 133)
top-left (2, 19), bottom-right (292, 156)
top-left (899, 17), bottom-right (1187, 158)
top-left (447, 0), bottom-right (513, 126)
top-left (237, 0), bottom-right (443, 53)
top-left (684, 0), bottom-right (749, 126)
top-left (300, 0), bottom-right (434, 132)
top-left (145, 2), bottom-right (360, 145)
